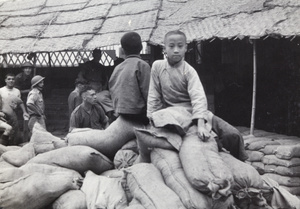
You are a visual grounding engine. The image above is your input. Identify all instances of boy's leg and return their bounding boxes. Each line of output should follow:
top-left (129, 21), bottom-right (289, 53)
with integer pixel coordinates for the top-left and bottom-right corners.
top-left (211, 115), bottom-right (248, 161)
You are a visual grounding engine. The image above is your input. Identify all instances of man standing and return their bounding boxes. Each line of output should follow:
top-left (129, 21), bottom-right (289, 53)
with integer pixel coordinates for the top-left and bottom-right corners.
top-left (69, 86), bottom-right (109, 132)
top-left (78, 48), bottom-right (108, 92)
top-left (26, 75), bottom-right (46, 132)
top-left (0, 73), bottom-right (29, 145)
top-left (15, 61), bottom-right (34, 102)
top-left (68, 78), bottom-right (87, 117)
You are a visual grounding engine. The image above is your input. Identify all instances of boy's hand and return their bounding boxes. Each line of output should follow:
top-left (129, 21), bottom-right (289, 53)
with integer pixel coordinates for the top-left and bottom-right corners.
top-left (197, 126), bottom-right (210, 141)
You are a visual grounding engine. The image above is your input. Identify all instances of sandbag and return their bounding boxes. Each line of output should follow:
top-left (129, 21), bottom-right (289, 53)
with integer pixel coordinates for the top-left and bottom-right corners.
top-left (121, 139), bottom-right (138, 153)
top-left (262, 175), bottom-right (300, 209)
top-left (101, 169), bottom-right (124, 178)
top-left (66, 115), bottom-right (144, 159)
top-left (246, 140), bottom-right (280, 151)
top-left (114, 149), bottom-right (138, 169)
top-left (280, 185), bottom-right (300, 196)
top-left (2, 143), bottom-right (35, 167)
top-left (124, 163), bottom-right (185, 209)
top-left (52, 190), bottom-right (87, 209)
top-left (81, 170), bottom-right (127, 209)
top-left (134, 128), bottom-right (174, 163)
top-left (0, 156), bottom-right (15, 169)
top-left (246, 150), bottom-right (264, 162)
top-left (0, 163), bottom-right (82, 183)
top-left (179, 126), bottom-right (233, 198)
top-left (262, 173), bottom-right (300, 187)
top-left (0, 144), bottom-right (20, 156)
top-left (0, 171), bottom-right (81, 209)
top-left (261, 145), bottom-right (280, 155)
top-left (151, 148), bottom-right (212, 209)
top-left (262, 155), bottom-right (300, 167)
top-left (219, 152), bottom-right (272, 208)
top-left (251, 161), bottom-right (265, 175)
top-left (275, 144), bottom-right (300, 160)
top-left (27, 145), bottom-right (113, 175)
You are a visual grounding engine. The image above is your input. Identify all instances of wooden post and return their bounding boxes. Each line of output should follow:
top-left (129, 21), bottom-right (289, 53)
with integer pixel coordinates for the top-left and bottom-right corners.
top-left (250, 39), bottom-right (257, 135)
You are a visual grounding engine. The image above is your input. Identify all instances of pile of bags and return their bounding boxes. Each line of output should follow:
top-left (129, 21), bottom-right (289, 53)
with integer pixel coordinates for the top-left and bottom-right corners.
top-left (0, 122), bottom-right (299, 209)
top-left (237, 127), bottom-right (300, 198)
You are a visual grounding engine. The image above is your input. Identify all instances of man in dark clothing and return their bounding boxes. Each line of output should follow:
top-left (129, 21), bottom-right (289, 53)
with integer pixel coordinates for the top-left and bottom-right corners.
top-left (69, 86), bottom-right (109, 132)
top-left (78, 49), bottom-right (108, 92)
top-left (15, 61), bottom-right (34, 102)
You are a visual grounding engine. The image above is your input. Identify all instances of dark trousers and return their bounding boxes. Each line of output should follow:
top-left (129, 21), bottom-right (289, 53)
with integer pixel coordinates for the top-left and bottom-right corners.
top-left (212, 115), bottom-right (248, 161)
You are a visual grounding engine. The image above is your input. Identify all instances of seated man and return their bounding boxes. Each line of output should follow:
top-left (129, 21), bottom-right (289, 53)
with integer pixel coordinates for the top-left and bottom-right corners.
top-left (69, 86), bottom-right (109, 132)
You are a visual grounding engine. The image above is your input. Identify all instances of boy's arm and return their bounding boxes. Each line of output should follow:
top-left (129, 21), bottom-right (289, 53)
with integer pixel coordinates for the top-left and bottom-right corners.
top-left (187, 68), bottom-right (208, 121)
top-left (147, 63), bottom-right (164, 118)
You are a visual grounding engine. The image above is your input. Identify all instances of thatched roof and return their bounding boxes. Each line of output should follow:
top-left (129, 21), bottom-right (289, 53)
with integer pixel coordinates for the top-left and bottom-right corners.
top-left (0, 0), bottom-right (299, 53)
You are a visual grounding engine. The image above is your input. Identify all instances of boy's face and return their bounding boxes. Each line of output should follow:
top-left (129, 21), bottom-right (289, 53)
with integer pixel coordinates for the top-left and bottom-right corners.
top-left (5, 76), bottom-right (15, 88)
top-left (164, 34), bottom-right (187, 65)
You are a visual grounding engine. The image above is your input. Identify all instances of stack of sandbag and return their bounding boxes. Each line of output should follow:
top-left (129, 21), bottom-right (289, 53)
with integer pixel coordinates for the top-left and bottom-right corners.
top-left (180, 126), bottom-right (234, 199)
top-left (1, 122), bottom-right (67, 167)
top-left (237, 126), bottom-right (300, 198)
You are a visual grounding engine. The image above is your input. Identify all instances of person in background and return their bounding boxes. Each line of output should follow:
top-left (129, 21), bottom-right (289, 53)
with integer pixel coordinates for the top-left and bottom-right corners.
top-left (0, 73), bottom-right (29, 145)
top-left (26, 75), bottom-right (46, 132)
top-left (109, 31), bottom-right (151, 126)
top-left (68, 78), bottom-right (87, 117)
top-left (15, 61), bottom-right (34, 102)
top-left (0, 94), bottom-right (12, 146)
top-left (78, 48), bottom-right (108, 92)
top-left (69, 85), bottom-right (109, 132)
top-left (147, 30), bottom-right (248, 161)
top-left (78, 48), bottom-right (116, 123)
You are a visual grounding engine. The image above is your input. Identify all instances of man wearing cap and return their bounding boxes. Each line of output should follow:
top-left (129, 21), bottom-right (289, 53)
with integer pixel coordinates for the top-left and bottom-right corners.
top-left (15, 61), bottom-right (34, 102)
top-left (26, 75), bottom-right (46, 132)
top-left (0, 73), bottom-right (29, 145)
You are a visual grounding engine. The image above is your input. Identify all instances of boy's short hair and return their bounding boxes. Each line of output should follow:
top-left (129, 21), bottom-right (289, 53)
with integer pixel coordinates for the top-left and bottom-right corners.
top-left (5, 73), bottom-right (15, 79)
top-left (164, 30), bottom-right (187, 44)
top-left (121, 32), bottom-right (142, 55)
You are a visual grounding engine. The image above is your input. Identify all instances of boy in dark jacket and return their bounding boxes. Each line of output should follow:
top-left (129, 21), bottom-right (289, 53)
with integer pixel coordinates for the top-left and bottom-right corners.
top-left (109, 31), bottom-right (150, 125)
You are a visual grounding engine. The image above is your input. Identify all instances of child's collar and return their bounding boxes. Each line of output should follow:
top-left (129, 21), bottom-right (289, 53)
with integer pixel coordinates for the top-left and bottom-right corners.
top-left (125, 54), bottom-right (141, 59)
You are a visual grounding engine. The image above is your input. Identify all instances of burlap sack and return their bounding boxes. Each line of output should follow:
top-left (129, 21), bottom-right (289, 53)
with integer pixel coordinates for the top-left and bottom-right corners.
top-left (0, 171), bottom-right (81, 209)
top-left (27, 145), bottom-right (113, 175)
top-left (0, 144), bottom-right (20, 156)
top-left (275, 144), bottom-right (300, 160)
top-left (263, 173), bottom-right (300, 187)
top-left (66, 115), bottom-right (144, 159)
top-left (262, 155), bottom-right (300, 167)
top-left (114, 149), bottom-right (138, 169)
top-left (52, 190), bottom-right (87, 209)
top-left (81, 170), bottom-right (127, 209)
top-left (2, 143), bottom-right (35, 167)
top-left (246, 150), bottom-right (264, 162)
top-left (179, 126), bottom-right (233, 198)
top-left (121, 139), bottom-right (138, 154)
top-left (0, 163), bottom-right (82, 183)
top-left (124, 163), bottom-right (185, 209)
top-left (151, 148), bottom-right (212, 209)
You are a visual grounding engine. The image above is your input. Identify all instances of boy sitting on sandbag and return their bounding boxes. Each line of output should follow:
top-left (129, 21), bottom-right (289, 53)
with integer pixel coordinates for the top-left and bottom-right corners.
top-left (146, 30), bottom-right (248, 161)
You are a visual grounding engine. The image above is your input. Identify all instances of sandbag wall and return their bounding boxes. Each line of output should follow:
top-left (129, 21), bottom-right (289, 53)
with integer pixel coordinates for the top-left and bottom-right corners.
top-left (237, 126), bottom-right (300, 198)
